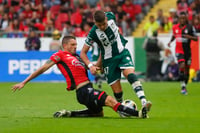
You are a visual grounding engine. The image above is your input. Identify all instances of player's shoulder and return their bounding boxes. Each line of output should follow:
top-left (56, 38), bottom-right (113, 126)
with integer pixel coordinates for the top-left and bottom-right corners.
top-left (88, 25), bottom-right (98, 37)
top-left (186, 23), bottom-right (194, 29)
top-left (51, 50), bottom-right (63, 57)
top-left (90, 25), bottom-right (98, 32)
top-left (172, 23), bottom-right (179, 29)
top-left (105, 12), bottom-right (116, 20)
top-left (50, 50), bottom-right (64, 62)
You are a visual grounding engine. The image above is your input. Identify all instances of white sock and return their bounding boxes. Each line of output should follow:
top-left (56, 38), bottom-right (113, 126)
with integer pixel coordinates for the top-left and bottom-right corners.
top-left (181, 81), bottom-right (186, 88)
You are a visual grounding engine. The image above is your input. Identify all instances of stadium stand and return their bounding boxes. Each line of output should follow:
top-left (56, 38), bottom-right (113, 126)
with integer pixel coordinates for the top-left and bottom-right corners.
top-left (0, 0), bottom-right (199, 38)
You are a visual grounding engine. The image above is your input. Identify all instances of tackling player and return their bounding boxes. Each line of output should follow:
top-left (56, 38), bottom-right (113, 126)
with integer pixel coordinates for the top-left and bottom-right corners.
top-left (12, 36), bottom-right (149, 118)
top-left (80, 10), bottom-right (152, 110)
top-left (168, 12), bottom-right (198, 95)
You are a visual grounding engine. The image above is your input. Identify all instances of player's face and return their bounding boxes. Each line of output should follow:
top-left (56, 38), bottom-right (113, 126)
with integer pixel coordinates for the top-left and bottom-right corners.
top-left (179, 15), bottom-right (187, 25)
top-left (65, 39), bottom-right (77, 55)
top-left (95, 18), bottom-right (108, 31)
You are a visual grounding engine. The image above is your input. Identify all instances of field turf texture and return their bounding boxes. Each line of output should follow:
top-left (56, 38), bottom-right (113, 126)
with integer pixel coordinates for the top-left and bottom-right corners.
top-left (0, 82), bottom-right (200, 133)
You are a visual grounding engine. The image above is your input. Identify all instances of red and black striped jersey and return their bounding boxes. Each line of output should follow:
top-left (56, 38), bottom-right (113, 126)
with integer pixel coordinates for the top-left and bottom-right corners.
top-left (50, 50), bottom-right (89, 91)
top-left (172, 23), bottom-right (196, 56)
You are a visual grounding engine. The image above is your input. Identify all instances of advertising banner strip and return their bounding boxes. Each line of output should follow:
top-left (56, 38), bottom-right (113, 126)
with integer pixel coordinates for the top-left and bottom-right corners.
top-left (0, 51), bottom-right (94, 82)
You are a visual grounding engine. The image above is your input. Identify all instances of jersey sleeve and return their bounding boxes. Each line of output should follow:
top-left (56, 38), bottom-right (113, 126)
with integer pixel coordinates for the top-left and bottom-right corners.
top-left (85, 29), bottom-right (95, 47)
top-left (191, 25), bottom-right (197, 36)
top-left (50, 52), bottom-right (61, 63)
top-left (105, 12), bottom-right (116, 22)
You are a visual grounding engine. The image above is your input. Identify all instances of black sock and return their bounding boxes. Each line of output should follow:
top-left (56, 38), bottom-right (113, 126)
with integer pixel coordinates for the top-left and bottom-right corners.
top-left (114, 92), bottom-right (123, 103)
top-left (113, 103), bottom-right (138, 116)
top-left (70, 109), bottom-right (103, 117)
top-left (70, 109), bottom-right (91, 117)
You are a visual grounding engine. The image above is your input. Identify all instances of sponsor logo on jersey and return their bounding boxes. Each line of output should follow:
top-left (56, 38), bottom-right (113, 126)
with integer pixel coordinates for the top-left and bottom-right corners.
top-left (111, 22), bottom-right (115, 29)
top-left (176, 37), bottom-right (188, 43)
top-left (72, 59), bottom-right (84, 67)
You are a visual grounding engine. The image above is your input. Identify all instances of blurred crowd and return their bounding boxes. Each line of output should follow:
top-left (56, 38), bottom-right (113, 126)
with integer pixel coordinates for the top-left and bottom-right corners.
top-left (0, 0), bottom-right (156, 38)
top-left (0, 0), bottom-right (199, 38)
top-left (143, 0), bottom-right (200, 37)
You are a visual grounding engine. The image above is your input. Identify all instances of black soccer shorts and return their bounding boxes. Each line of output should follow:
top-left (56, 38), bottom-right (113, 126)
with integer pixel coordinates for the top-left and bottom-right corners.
top-left (176, 53), bottom-right (191, 65)
top-left (76, 83), bottom-right (108, 113)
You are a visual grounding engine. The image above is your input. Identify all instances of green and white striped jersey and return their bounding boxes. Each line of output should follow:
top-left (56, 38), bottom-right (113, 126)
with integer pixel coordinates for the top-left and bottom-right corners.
top-left (85, 12), bottom-right (128, 60)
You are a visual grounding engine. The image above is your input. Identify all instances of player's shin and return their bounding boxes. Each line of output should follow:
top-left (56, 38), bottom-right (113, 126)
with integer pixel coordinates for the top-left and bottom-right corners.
top-left (179, 67), bottom-right (186, 88)
top-left (71, 109), bottom-right (103, 117)
top-left (184, 65), bottom-right (190, 84)
top-left (127, 74), bottom-right (147, 106)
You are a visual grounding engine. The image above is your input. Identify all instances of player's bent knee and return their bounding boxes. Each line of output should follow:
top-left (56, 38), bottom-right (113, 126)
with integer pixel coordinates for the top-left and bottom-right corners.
top-left (105, 95), bottom-right (118, 108)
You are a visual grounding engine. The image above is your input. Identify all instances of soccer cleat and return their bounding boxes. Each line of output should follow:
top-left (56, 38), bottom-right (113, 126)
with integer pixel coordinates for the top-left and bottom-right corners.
top-left (143, 101), bottom-right (152, 112)
top-left (138, 106), bottom-right (147, 118)
top-left (53, 109), bottom-right (71, 118)
top-left (181, 88), bottom-right (188, 95)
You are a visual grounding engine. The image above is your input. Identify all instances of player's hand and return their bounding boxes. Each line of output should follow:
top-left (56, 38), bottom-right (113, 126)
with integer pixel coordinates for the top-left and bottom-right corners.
top-left (167, 42), bottom-right (171, 47)
top-left (89, 65), bottom-right (100, 75)
top-left (12, 83), bottom-right (25, 92)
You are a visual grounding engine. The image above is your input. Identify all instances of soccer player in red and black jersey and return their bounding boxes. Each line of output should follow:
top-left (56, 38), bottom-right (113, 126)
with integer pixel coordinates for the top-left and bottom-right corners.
top-left (168, 12), bottom-right (198, 95)
top-left (12, 36), bottom-right (149, 118)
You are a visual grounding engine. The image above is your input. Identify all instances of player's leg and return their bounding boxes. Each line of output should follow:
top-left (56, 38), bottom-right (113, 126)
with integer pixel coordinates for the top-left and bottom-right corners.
top-left (103, 59), bottom-right (124, 103)
top-left (53, 109), bottom-right (103, 118)
top-left (90, 87), bottom-right (148, 118)
top-left (119, 49), bottom-right (151, 109)
top-left (54, 83), bottom-right (104, 118)
top-left (177, 54), bottom-right (187, 94)
top-left (110, 80), bottom-right (123, 103)
top-left (123, 68), bottom-right (146, 104)
top-left (185, 64), bottom-right (190, 85)
top-left (105, 95), bottom-right (147, 118)
top-left (184, 56), bottom-right (191, 85)
top-left (76, 84), bottom-right (147, 118)
top-left (123, 68), bottom-right (152, 111)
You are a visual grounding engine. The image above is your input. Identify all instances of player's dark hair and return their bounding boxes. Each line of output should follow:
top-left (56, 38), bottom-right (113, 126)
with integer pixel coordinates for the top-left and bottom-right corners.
top-left (178, 11), bottom-right (188, 24)
top-left (62, 36), bottom-right (76, 46)
top-left (94, 10), bottom-right (105, 23)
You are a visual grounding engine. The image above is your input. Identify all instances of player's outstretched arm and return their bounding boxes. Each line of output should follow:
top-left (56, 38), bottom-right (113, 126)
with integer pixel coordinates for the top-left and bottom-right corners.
top-left (80, 44), bottom-right (91, 66)
top-left (12, 60), bottom-right (55, 92)
top-left (183, 34), bottom-right (198, 41)
top-left (168, 35), bottom-right (175, 47)
top-left (80, 44), bottom-right (100, 75)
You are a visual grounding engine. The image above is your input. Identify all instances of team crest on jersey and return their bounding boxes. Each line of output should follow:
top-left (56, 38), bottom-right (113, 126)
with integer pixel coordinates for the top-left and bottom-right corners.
top-left (184, 29), bottom-right (188, 34)
top-left (54, 56), bottom-right (60, 61)
top-left (94, 91), bottom-right (99, 95)
top-left (175, 29), bottom-right (179, 33)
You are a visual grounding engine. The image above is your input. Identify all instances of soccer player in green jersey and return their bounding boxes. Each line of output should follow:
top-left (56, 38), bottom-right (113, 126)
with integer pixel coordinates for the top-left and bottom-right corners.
top-left (80, 10), bottom-right (152, 110)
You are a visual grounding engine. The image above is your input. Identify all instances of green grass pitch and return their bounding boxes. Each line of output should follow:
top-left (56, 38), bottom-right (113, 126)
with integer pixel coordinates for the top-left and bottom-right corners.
top-left (0, 82), bottom-right (200, 133)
